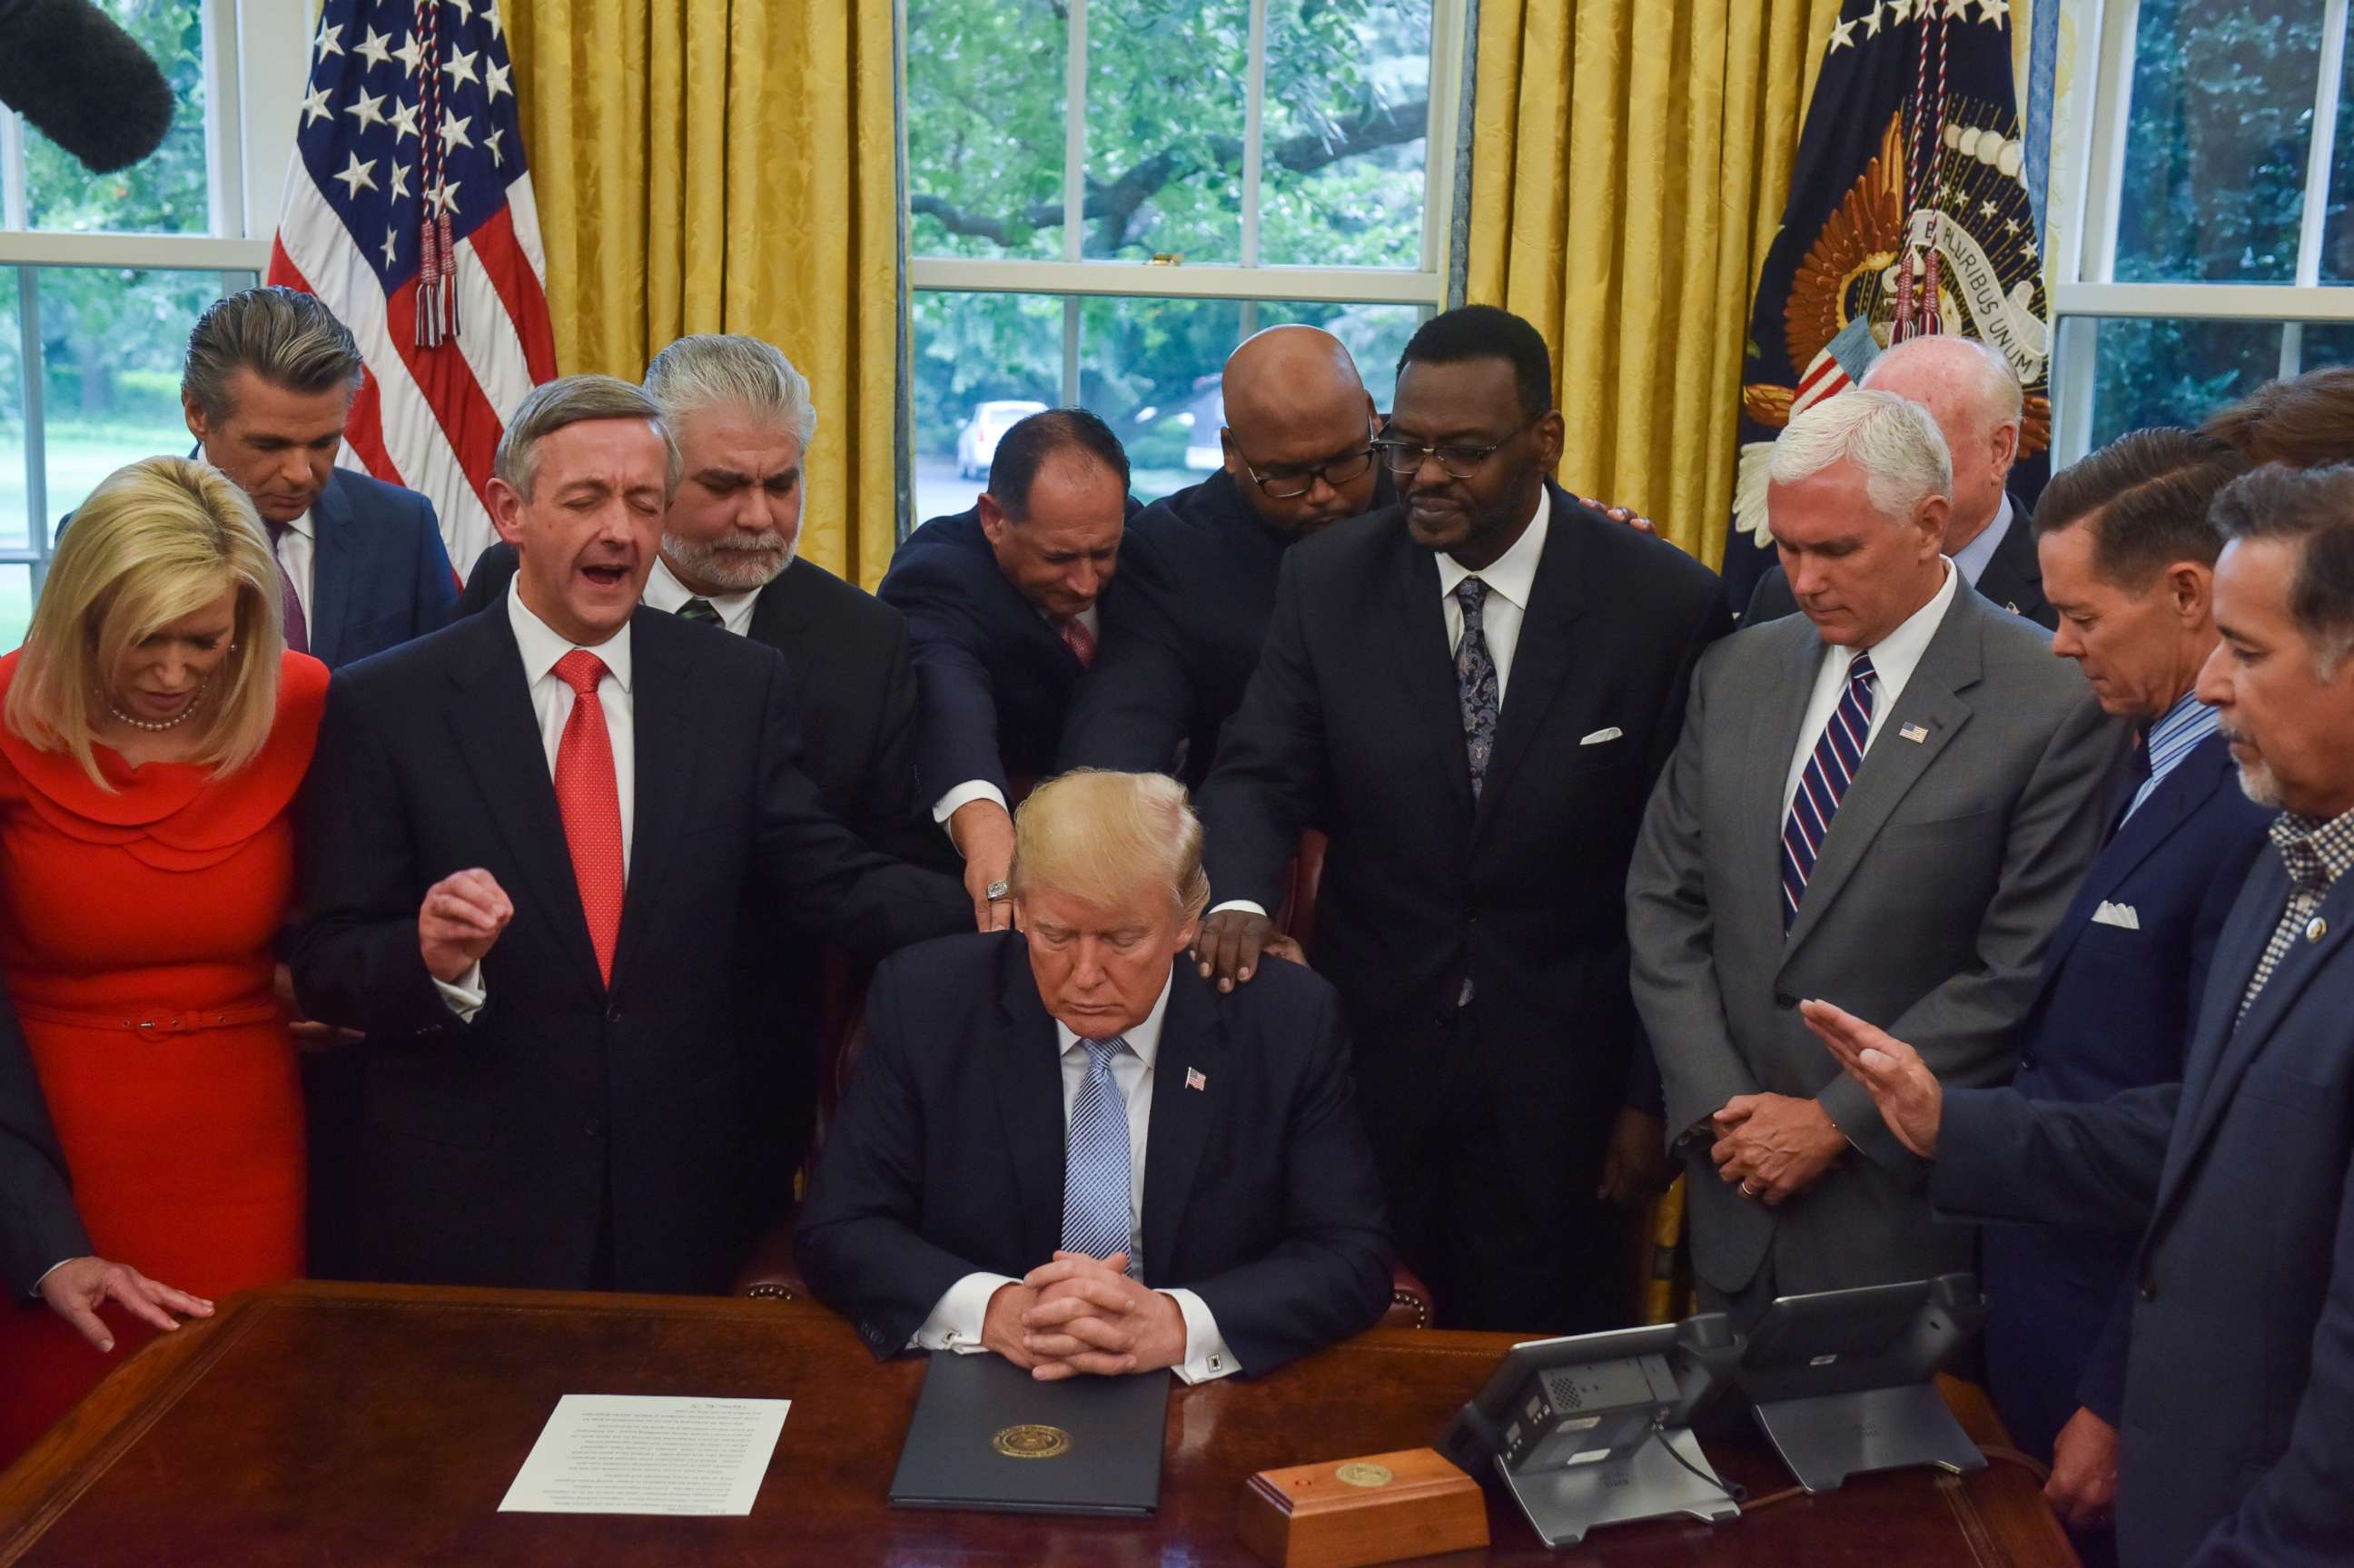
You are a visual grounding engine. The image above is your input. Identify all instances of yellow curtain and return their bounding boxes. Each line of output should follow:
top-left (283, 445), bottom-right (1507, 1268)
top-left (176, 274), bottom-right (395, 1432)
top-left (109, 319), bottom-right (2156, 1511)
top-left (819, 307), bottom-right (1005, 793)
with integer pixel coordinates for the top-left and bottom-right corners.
top-left (505, 0), bottom-right (902, 589)
top-left (1469, 0), bottom-right (1845, 567)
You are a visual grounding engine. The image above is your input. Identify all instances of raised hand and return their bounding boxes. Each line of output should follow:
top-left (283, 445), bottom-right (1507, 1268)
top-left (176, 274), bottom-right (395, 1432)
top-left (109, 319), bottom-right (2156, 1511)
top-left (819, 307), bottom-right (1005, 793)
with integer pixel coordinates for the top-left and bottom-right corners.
top-left (1797, 998), bottom-right (1944, 1159)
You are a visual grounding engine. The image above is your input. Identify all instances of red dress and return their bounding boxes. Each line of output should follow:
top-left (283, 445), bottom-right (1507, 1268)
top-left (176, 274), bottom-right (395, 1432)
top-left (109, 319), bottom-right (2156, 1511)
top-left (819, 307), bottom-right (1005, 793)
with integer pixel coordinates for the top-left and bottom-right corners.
top-left (0, 650), bottom-right (326, 1465)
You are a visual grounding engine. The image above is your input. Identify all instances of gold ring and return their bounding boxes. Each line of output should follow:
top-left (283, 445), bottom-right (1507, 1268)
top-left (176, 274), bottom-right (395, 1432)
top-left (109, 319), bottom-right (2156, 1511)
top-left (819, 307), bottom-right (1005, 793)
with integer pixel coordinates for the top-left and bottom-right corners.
top-left (1741, 1181), bottom-right (1762, 1198)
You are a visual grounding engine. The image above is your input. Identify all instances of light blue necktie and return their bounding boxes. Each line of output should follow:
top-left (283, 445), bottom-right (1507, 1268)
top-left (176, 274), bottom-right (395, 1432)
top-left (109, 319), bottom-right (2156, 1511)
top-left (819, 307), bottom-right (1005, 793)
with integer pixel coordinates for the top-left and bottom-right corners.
top-left (1060, 1036), bottom-right (1136, 1275)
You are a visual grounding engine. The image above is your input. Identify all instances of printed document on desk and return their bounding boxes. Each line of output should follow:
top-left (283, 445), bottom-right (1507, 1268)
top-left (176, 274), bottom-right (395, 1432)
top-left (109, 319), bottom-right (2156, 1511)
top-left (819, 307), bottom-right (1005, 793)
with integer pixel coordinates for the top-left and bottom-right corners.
top-left (499, 1395), bottom-right (792, 1515)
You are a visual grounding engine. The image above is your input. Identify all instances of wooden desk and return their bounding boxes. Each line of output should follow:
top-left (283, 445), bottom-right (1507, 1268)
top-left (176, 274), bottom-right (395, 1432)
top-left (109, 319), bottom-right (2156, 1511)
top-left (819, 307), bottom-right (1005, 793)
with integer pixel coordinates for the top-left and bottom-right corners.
top-left (0, 1282), bottom-right (2077, 1566)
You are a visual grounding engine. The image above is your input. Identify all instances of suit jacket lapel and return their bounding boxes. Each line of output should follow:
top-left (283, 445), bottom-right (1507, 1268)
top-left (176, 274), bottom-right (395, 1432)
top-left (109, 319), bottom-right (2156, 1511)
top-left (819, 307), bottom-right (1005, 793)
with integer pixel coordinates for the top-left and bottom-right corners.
top-left (610, 611), bottom-right (702, 989)
top-left (1744, 618), bottom-right (1825, 907)
top-left (1390, 522), bottom-right (1475, 822)
top-left (1477, 483), bottom-right (1587, 831)
top-left (308, 473), bottom-right (357, 666)
top-left (992, 947), bottom-right (1071, 1265)
top-left (1780, 595), bottom-right (1981, 959)
top-left (2027, 741), bottom-right (2221, 1014)
top-left (443, 608), bottom-right (604, 997)
top-left (2155, 852), bottom-right (2350, 1223)
top-left (1140, 967), bottom-right (1219, 1286)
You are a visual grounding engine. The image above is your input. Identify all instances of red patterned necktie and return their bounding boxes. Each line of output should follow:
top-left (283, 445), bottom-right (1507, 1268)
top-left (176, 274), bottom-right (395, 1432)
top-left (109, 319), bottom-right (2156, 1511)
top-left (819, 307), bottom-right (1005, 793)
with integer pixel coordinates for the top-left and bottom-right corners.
top-left (1060, 614), bottom-right (1096, 669)
top-left (552, 649), bottom-right (624, 985)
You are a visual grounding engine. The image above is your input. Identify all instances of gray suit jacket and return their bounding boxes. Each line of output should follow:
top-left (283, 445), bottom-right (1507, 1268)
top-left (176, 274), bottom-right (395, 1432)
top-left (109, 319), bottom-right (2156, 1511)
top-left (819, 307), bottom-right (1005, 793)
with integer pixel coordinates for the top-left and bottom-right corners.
top-left (1626, 583), bottom-right (2124, 1297)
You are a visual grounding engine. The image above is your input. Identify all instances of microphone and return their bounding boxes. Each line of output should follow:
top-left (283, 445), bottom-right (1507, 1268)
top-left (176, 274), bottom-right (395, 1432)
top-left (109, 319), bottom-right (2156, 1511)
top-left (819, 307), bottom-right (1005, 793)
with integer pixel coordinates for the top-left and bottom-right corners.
top-left (0, 0), bottom-right (176, 174)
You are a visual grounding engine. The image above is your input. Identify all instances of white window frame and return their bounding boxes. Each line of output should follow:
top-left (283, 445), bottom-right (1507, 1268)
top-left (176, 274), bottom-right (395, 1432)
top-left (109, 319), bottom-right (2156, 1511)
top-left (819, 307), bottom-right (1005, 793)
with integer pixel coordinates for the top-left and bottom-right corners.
top-left (899, 0), bottom-right (1468, 409)
top-left (2051, 0), bottom-right (2352, 463)
top-left (0, 0), bottom-right (309, 565)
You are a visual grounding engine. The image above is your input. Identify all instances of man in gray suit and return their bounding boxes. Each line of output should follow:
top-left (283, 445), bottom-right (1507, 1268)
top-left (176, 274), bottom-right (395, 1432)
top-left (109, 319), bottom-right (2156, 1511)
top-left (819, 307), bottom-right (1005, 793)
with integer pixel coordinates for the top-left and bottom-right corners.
top-left (1627, 389), bottom-right (2122, 1318)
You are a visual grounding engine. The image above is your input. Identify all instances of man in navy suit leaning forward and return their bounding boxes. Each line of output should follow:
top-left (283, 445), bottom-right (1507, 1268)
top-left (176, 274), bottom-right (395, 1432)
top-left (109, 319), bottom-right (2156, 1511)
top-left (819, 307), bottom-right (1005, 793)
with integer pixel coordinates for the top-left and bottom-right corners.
top-left (1982, 429), bottom-right (2270, 1551)
top-left (796, 769), bottom-right (1393, 1381)
top-left (1805, 463), bottom-right (2354, 1568)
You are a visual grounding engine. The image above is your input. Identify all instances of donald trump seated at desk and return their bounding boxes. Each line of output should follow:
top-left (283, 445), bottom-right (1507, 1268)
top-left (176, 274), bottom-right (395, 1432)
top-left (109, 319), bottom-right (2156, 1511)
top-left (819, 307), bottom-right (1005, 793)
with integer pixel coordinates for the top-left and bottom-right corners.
top-left (796, 769), bottom-right (1393, 1381)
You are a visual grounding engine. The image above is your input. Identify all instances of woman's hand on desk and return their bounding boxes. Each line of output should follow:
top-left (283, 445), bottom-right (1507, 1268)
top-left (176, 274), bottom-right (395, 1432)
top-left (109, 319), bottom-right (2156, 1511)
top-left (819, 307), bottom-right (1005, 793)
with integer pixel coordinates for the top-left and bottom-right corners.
top-left (38, 1256), bottom-right (213, 1353)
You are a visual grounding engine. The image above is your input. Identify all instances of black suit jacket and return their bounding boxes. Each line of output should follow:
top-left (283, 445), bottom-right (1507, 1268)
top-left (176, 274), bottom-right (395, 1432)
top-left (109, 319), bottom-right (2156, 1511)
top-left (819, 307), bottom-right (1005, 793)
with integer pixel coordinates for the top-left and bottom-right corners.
top-left (1981, 732), bottom-right (2271, 1459)
top-left (878, 506), bottom-right (1108, 804)
top-left (452, 544), bottom-right (954, 1223)
top-left (0, 986), bottom-right (86, 1297)
top-left (291, 604), bottom-right (969, 1293)
top-left (1059, 469), bottom-right (1396, 786)
top-left (1936, 843), bottom-right (2354, 1568)
top-left (1195, 483), bottom-right (1733, 1215)
top-left (795, 932), bottom-right (1393, 1376)
top-left (1744, 493), bottom-right (2055, 630)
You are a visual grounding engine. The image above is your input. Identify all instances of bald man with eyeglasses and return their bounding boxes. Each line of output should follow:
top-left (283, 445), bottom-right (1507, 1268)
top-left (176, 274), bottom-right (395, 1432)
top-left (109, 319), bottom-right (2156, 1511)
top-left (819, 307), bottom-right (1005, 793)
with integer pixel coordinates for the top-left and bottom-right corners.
top-left (1059, 326), bottom-right (1395, 786)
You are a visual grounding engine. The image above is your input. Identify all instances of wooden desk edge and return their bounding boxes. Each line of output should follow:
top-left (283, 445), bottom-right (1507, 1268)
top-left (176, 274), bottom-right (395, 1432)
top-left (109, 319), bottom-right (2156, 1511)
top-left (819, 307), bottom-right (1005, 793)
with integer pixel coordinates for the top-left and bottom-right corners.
top-left (0, 1283), bottom-right (2080, 1567)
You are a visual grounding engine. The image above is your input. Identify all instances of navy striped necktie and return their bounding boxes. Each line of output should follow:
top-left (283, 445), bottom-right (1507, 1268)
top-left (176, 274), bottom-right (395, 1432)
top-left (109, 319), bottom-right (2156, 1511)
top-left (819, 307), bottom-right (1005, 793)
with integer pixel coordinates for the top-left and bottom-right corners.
top-left (1781, 651), bottom-right (1877, 931)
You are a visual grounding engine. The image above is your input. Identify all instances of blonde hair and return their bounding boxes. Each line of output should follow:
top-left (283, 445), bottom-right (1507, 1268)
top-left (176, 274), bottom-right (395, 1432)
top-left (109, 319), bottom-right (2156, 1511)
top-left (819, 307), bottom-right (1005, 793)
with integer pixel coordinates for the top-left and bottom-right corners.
top-left (8, 457), bottom-right (285, 786)
top-left (1010, 770), bottom-right (1212, 923)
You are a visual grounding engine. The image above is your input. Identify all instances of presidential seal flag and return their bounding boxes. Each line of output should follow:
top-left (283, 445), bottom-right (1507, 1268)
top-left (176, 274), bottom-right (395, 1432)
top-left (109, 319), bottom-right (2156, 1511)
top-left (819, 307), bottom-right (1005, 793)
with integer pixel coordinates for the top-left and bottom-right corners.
top-left (1721, 0), bottom-right (2052, 613)
top-left (266, 0), bottom-right (560, 580)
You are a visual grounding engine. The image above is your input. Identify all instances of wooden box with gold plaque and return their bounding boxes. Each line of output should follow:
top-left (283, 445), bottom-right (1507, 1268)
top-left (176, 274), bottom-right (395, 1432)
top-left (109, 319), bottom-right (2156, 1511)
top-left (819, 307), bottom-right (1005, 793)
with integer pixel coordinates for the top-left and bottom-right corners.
top-left (1236, 1447), bottom-right (1488, 1568)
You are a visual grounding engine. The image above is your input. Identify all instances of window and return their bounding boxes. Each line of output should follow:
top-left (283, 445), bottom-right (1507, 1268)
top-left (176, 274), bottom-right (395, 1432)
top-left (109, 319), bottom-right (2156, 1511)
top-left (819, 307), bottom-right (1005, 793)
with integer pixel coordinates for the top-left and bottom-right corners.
top-left (1, 0), bottom-right (307, 647)
top-left (2052, 0), bottom-right (2352, 459)
top-left (902, 0), bottom-right (1463, 525)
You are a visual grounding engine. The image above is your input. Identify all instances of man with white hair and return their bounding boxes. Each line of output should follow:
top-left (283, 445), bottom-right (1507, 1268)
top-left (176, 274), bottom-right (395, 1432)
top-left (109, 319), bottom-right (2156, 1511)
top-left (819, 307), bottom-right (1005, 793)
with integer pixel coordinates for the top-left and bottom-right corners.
top-left (796, 769), bottom-right (1392, 1380)
top-left (1626, 388), bottom-right (2122, 1319)
top-left (1746, 333), bottom-right (2053, 630)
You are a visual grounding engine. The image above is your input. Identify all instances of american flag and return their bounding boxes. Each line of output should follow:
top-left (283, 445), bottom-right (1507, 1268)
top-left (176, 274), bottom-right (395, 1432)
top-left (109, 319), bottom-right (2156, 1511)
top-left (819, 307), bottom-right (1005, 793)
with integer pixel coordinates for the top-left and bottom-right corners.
top-left (267, 0), bottom-right (559, 579)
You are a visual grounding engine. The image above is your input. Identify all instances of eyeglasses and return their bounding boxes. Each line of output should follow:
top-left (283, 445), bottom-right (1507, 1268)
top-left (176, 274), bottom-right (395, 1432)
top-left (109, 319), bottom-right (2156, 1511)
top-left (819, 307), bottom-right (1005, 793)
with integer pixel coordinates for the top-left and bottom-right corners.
top-left (1371, 418), bottom-right (1535, 479)
top-left (1234, 420), bottom-right (1380, 500)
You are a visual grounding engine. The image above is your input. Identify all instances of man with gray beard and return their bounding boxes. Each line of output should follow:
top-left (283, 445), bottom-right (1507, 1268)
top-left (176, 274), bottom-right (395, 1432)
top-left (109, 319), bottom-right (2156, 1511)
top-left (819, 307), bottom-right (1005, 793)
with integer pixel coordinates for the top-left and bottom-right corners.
top-left (454, 336), bottom-right (951, 1241)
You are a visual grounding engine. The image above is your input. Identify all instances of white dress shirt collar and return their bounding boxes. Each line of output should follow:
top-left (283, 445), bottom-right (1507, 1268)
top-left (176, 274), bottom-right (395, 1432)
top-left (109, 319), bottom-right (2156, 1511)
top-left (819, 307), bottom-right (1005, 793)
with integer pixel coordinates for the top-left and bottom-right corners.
top-left (1433, 483), bottom-right (1550, 614)
top-left (644, 554), bottom-right (761, 636)
top-left (508, 578), bottom-right (635, 695)
top-left (1052, 964), bottom-right (1176, 1067)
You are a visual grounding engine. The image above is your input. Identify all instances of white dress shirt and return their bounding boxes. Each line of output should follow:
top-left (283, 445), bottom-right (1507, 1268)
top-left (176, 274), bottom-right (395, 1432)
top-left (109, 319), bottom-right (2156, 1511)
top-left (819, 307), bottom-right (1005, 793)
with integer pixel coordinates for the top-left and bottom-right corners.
top-left (912, 969), bottom-right (1240, 1384)
top-left (1780, 558), bottom-right (1961, 817)
top-left (643, 555), bottom-right (760, 636)
top-left (1211, 490), bottom-right (1552, 919)
top-left (1430, 483), bottom-right (1550, 706)
top-left (271, 509), bottom-right (317, 635)
top-left (437, 588), bottom-right (638, 1016)
top-left (1948, 493), bottom-right (2016, 591)
top-left (933, 603), bottom-right (1103, 826)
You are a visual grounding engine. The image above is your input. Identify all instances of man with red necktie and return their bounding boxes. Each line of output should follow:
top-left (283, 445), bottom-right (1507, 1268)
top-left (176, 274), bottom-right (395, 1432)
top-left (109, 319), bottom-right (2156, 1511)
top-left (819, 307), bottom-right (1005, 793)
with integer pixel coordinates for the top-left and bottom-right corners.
top-left (292, 376), bottom-right (969, 1295)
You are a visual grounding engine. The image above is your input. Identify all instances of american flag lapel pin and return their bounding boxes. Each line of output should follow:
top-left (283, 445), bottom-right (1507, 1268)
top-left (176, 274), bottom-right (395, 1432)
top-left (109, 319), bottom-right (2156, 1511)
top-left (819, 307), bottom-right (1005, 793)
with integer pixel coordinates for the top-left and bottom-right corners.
top-left (1898, 723), bottom-right (1930, 744)
top-left (1185, 1067), bottom-right (1207, 1092)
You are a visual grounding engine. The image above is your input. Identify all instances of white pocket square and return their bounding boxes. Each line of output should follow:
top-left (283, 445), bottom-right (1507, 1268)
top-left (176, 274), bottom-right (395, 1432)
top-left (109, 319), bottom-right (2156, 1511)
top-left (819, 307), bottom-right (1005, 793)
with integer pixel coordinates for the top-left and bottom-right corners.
top-left (1579, 727), bottom-right (1624, 746)
top-left (2092, 901), bottom-right (2141, 932)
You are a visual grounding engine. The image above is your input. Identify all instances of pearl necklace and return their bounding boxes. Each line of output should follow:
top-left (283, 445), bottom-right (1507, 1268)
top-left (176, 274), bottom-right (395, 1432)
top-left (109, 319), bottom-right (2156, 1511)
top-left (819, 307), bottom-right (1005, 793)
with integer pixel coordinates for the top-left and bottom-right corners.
top-left (105, 689), bottom-right (205, 732)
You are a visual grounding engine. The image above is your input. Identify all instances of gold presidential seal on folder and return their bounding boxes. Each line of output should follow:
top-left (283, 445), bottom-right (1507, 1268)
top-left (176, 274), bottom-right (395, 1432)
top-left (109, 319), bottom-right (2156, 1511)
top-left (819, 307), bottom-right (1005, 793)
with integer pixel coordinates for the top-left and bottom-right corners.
top-left (993, 1424), bottom-right (1073, 1460)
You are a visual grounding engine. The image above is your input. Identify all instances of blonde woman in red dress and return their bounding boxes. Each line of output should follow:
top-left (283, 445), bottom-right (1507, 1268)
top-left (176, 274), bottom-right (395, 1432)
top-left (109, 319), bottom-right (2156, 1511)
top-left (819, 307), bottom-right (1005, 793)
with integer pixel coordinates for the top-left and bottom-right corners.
top-left (0, 455), bottom-right (325, 1464)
